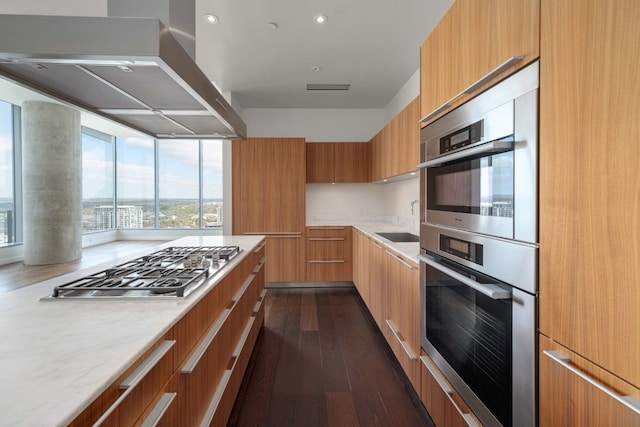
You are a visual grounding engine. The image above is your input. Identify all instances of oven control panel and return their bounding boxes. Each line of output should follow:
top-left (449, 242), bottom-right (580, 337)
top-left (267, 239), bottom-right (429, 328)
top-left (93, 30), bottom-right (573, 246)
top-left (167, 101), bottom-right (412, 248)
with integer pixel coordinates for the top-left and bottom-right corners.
top-left (439, 234), bottom-right (483, 265)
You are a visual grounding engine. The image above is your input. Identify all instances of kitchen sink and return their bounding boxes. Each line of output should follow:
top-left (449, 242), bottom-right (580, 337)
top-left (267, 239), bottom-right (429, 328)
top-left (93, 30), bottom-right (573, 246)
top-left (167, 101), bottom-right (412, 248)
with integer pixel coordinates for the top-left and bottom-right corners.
top-left (375, 232), bottom-right (419, 243)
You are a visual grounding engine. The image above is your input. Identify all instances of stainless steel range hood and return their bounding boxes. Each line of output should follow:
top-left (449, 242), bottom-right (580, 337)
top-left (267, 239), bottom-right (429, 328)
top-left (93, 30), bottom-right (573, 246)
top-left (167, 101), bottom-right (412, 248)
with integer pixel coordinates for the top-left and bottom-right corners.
top-left (0, 14), bottom-right (247, 140)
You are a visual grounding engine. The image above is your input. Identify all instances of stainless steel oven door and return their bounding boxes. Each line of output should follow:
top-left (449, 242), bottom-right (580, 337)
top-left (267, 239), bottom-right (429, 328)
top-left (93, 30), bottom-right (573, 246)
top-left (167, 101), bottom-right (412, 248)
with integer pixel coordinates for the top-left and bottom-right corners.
top-left (419, 252), bottom-right (536, 427)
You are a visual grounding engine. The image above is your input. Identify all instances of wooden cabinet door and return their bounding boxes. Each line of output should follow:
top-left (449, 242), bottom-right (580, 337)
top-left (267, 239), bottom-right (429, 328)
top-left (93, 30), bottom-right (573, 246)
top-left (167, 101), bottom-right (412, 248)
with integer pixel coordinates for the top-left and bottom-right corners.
top-left (265, 236), bottom-right (306, 282)
top-left (306, 143), bottom-right (334, 183)
top-left (386, 250), bottom-right (420, 391)
top-left (539, 0), bottom-right (640, 388)
top-left (263, 138), bottom-right (306, 233)
top-left (232, 139), bottom-right (266, 233)
top-left (233, 138), bottom-right (305, 234)
top-left (334, 142), bottom-right (371, 183)
top-left (352, 229), bottom-right (369, 303)
top-left (539, 335), bottom-right (640, 426)
top-left (420, 0), bottom-right (539, 123)
top-left (369, 238), bottom-right (388, 330)
top-left (397, 97), bottom-right (420, 175)
top-left (420, 350), bottom-right (481, 427)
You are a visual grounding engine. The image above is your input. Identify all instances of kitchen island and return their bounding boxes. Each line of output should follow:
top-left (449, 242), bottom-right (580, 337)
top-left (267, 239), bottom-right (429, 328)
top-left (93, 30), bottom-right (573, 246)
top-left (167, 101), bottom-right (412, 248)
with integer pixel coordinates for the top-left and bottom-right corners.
top-left (0, 235), bottom-right (265, 427)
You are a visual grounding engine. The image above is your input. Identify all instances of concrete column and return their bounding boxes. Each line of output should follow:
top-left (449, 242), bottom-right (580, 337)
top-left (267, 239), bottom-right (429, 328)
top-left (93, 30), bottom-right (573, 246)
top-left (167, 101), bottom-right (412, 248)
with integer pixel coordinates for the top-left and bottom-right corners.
top-left (22, 101), bottom-right (82, 265)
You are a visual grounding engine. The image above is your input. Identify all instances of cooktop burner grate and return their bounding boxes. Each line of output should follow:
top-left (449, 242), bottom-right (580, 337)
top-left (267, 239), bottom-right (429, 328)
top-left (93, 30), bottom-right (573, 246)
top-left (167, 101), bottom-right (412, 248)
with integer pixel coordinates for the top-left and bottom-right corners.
top-left (49, 245), bottom-right (241, 298)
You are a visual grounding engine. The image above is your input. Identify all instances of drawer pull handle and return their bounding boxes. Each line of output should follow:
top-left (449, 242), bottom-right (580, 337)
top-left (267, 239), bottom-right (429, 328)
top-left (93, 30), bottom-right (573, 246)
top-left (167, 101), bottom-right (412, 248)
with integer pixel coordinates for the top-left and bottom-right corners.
top-left (309, 237), bottom-right (345, 241)
top-left (420, 55), bottom-right (524, 123)
top-left (544, 350), bottom-right (640, 415)
top-left (253, 258), bottom-right (266, 273)
top-left (93, 340), bottom-right (175, 426)
top-left (385, 320), bottom-right (416, 360)
top-left (308, 226), bottom-right (345, 230)
top-left (200, 317), bottom-right (256, 427)
top-left (308, 260), bottom-right (345, 264)
top-left (386, 250), bottom-right (417, 270)
top-left (420, 356), bottom-right (478, 426)
top-left (244, 231), bottom-right (301, 236)
top-left (182, 309), bottom-right (231, 374)
top-left (141, 392), bottom-right (177, 427)
top-left (120, 340), bottom-right (175, 390)
top-left (253, 241), bottom-right (266, 253)
top-left (232, 274), bottom-right (255, 303)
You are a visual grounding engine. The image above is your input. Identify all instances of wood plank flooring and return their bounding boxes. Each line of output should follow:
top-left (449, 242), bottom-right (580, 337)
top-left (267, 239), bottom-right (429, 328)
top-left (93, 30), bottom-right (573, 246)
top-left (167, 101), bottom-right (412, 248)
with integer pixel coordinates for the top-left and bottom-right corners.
top-left (228, 287), bottom-right (434, 427)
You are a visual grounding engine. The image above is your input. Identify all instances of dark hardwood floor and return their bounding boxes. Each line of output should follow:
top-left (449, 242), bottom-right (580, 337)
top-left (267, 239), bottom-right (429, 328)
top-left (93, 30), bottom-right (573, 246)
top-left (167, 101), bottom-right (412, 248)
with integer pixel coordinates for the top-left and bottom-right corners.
top-left (228, 287), bottom-right (434, 427)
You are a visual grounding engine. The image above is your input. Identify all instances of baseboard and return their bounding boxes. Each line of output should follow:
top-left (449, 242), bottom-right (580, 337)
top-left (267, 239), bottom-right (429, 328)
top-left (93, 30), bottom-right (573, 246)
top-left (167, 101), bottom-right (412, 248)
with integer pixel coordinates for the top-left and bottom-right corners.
top-left (266, 281), bottom-right (354, 289)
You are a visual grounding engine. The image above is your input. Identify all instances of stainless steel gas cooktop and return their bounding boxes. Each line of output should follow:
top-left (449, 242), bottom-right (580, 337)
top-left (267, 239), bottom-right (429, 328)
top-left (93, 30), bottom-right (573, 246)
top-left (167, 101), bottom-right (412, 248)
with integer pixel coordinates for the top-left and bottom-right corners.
top-left (41, 246), bottom-right (240, 300)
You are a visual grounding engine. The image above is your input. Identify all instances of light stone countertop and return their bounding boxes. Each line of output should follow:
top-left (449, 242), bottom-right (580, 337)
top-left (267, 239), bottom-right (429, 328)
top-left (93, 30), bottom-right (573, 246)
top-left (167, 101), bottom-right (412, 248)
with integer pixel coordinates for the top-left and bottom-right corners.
top-left (0, 235), bottom-right (264, 427)
top-left (306, 220), bottom-right (421, 264)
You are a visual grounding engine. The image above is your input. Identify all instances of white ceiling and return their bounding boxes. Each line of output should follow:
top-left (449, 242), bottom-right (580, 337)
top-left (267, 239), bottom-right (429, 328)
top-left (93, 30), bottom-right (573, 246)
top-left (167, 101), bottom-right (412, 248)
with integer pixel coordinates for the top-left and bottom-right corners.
top-left (0, 0), bottom-right (454, 113)
top-left (194, 0), bottom-right (454, 109)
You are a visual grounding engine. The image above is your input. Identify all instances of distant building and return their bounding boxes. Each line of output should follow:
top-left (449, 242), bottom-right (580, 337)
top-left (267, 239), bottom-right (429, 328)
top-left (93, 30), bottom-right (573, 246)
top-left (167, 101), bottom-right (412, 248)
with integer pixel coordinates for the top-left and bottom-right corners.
top-left (93, 205), bottom-right (144, 229)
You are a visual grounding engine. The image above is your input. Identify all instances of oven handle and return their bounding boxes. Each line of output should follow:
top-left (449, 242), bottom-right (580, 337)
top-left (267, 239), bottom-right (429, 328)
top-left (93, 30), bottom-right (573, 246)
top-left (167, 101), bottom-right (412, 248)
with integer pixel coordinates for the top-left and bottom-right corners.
top-left (417, 139), bottom-right (513, 169)
top-left (418, 254), bottom-right (512, 300)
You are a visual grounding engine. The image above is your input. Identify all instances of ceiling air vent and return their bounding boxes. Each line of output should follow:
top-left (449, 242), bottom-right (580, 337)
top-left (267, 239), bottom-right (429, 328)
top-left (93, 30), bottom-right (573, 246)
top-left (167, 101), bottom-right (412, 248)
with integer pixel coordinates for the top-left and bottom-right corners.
top-left (306, 83), bottom-right (351, 91)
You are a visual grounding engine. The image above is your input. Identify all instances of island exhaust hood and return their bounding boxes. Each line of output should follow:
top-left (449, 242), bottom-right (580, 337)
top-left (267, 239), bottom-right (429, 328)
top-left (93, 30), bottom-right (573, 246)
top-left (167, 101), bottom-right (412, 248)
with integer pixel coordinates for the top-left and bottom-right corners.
top-left (0, 14), bottom-right (247, 140)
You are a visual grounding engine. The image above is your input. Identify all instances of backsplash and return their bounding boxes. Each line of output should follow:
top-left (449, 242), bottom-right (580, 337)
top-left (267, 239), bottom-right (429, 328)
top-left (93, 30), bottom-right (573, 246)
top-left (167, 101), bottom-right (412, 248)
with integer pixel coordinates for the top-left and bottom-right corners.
top-left (306, 177), bottom-right (420, 232)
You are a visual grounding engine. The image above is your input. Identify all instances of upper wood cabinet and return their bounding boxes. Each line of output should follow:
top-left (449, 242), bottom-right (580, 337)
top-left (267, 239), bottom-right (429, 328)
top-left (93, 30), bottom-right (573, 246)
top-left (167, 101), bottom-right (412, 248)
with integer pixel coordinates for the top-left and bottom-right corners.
top-left (371, 97), bottom-right (420, 181)
top-left (539, 0), bottom-right (640, 391)
top-left (420, 0), bottom-right (540, 124)
top-left (306, 142), bottom-right (371, 183)
top-left (233, 137), bottom-right (306, 233)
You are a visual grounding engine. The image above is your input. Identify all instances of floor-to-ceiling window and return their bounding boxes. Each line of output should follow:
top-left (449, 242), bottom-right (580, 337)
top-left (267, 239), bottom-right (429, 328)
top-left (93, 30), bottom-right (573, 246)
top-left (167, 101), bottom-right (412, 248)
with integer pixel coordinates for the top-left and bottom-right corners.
top-left (81, 128), bottom-right (115, 232)
top-left (0, 101), bottom-right (12, 245)
top-left (158, 139), bottom-right (201, 228)
top-left (0, 100), bottom-right (20, 246)
top-left (116, 136), bottom-right (156, 228)
top-left (202, 140), bottom-right (224, 229)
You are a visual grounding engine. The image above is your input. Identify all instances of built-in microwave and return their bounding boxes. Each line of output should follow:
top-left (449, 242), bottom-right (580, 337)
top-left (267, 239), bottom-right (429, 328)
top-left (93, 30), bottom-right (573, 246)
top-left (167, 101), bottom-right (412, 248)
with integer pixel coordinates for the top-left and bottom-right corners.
top-left (418, 61), bottom-right (539, 244)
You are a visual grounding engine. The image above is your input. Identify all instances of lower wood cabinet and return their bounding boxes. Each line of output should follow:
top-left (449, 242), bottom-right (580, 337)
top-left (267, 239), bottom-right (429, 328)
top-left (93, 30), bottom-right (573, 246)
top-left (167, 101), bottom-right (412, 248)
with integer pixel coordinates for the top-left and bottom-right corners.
top-left (420, 350), bottom-right (480, 427)
top-left (265, 235), bottom-right (306, 282)
top-left (385, 249), bottom-right (420, 392)
top-left (351, 230), bottom-right (421, 395)
top-left (539, 334), bottom-right (640, 426)
top-left (352, 228), bottom-right (370, 304)
top-left (70, 245), bottom-right (266, 427)
top-left (306, 226), bottom-right (352, 281)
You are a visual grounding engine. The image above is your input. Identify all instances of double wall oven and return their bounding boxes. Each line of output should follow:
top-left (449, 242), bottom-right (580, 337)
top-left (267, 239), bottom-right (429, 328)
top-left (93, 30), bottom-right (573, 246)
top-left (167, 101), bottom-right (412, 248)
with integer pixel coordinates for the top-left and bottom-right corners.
top-left (418, 61), bottom-right (539, 427)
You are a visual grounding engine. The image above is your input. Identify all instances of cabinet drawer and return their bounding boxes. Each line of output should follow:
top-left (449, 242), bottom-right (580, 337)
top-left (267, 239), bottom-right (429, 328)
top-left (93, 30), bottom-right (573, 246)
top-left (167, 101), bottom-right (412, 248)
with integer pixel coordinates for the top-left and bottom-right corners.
top-left (307, 238), bottom-right (350, 261)
top-left (539, 335), bottom-right (640, 426)
top-left (420, 350), bottom-right (480, 427)
top-left (306, 226), bottom-right (351, 238)
top-left (386, 319), bottom-right (419, 391)
top-left (70, 338), bottom-right (175, 427)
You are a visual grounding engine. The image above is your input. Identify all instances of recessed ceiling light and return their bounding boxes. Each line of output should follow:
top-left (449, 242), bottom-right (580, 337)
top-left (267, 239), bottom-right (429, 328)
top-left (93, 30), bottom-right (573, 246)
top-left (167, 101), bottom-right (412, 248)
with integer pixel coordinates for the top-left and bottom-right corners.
top-left (314, 14), bottom-right (328, 24)
top-left (310, 65), bottom-right (322, 72)
top-left (204, 14), bottom-right (219, 24)
top-left (266, 22), bottom-right (278, 31)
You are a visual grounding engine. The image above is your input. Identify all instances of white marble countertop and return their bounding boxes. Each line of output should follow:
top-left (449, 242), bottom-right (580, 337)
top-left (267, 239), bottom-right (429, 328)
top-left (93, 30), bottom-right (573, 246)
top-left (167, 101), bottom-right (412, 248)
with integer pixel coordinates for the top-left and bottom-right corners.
top-left (0, 235), bottom-right (264, 427)
top-left (306, 220), bottom-right (420, 264)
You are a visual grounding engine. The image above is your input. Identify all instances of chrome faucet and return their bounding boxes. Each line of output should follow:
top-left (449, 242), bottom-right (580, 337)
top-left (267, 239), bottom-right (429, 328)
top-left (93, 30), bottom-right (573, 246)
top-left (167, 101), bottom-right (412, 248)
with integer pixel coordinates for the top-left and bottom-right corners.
top-left (410, 199), bottom-right (419, 216)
